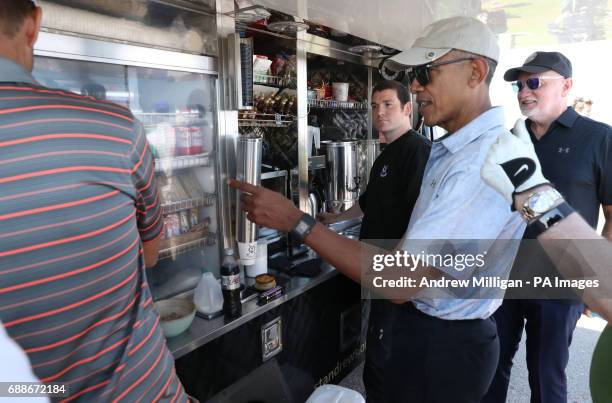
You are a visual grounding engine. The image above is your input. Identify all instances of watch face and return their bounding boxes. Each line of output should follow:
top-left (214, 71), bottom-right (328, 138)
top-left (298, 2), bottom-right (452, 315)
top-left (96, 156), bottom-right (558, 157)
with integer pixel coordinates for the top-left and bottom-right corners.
top-left (296, 222), bottom-right (308, 233)
top-left (529, 190), bottom-right (560, 213)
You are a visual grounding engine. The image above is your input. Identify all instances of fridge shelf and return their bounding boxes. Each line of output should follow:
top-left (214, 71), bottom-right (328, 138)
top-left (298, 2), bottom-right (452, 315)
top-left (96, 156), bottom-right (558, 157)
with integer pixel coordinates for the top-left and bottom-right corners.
top-left (159, 232), bottom-right (217, 260)
top-left (253, 73), bottom-right (296, 88)
top-left (161, 193), bottom-right (216, 214)
top-left (155, 152), bottom-right (213, 172)
top-left (238, 113), bottom-right (294, 128)
top-left (136, 112), bottom-right (206, 127)
top-left (308, 99), bottom-right (369, 110)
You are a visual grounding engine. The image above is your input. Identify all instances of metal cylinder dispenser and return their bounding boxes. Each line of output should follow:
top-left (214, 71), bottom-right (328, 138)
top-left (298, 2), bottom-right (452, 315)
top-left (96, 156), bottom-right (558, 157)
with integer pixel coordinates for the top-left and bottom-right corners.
top-left (235, 135), bottom-right (262, 265)
top-left (323, 140), bottom-right (361, 214)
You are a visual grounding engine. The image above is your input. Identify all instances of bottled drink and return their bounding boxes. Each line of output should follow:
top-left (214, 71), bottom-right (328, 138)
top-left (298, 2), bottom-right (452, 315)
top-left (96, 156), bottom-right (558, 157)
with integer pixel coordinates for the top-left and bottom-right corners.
top-left (189, 126), bottom-right (204, 155)
top-left (175, 126), bottom-right (191, 156)
top-left (220, 248), bottom-right (242, 319)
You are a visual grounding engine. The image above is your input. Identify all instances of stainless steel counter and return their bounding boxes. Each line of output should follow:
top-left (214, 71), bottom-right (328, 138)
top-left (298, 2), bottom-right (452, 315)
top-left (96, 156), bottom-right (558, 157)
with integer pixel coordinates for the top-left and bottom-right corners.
top-left (167, 219), bottom-right (361, 360)
top-left (168, 260), bottom-right (339, 359)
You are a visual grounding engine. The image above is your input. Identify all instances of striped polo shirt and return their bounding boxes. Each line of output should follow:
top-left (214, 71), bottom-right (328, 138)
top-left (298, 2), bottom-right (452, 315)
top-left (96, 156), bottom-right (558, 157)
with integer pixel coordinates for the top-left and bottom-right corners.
top-left (0, 57), bottom-right (187, 402)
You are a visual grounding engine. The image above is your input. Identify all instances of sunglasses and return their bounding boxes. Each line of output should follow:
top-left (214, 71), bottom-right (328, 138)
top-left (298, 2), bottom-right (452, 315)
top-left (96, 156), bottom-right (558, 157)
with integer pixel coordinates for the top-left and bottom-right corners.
top-left (511, 76), bottom-right (564, 92)
top-left (407, 57), bottom-right (476, 86)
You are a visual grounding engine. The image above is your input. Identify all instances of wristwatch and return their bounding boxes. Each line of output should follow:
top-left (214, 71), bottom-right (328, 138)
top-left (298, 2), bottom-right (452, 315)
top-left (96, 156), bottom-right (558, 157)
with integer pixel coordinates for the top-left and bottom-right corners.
top-left (521, 187), bottom-right (564, 222)
top-left (290, 213), bottom-right (317, 243)
top-left (528, 202), bottom-right (575, 237)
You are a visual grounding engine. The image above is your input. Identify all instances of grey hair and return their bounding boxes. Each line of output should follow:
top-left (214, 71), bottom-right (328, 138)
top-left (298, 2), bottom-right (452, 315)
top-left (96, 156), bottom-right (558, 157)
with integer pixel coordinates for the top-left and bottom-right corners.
top-left (450, 50), bottom-right (497, 86)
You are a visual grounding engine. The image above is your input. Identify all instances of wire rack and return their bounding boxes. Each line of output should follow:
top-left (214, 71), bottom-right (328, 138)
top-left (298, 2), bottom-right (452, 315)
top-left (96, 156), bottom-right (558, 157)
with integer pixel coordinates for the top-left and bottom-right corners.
top-left (159, 232), bottom-right (217, 260)
top-left (238, 113), bottom-right (295, 128)
top-left (253, 73), bottom-right (296, 88)
top-left (308, 99), bottom-right (369, 110)
top-left (155, 152), bottom-right (213, 173)
top-left (161, 193), bottom-right (216, 214)
top-left (136, 112), bottom-right (206, 127)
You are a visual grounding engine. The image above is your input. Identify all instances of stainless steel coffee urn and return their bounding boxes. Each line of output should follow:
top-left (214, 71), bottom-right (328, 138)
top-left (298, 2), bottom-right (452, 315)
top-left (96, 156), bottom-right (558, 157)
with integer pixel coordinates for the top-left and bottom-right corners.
top-left (359, 139), bottom-right (380, 191)
top-left (323, 140), bottom-right (361, 213)
top-left (235, 136), bottom-right (262, 265)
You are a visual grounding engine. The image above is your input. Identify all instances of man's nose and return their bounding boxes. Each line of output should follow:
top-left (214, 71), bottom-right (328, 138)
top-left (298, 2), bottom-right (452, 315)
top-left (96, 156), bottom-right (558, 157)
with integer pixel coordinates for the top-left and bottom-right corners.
top-left (517, 87), bottom-right (533, 98)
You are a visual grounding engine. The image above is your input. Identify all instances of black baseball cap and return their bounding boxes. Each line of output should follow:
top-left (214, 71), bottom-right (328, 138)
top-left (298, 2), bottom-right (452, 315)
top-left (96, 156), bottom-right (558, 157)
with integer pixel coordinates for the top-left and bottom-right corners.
top-left (503, 51), bottom-right (572, 81)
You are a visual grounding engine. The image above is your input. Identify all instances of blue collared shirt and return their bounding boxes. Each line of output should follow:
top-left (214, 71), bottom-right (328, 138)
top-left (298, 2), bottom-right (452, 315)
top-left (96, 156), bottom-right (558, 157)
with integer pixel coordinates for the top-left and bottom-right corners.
top-left (0, 56), bottom-right (37, 85)
top-left (400, 107), bottom-right (525, 320)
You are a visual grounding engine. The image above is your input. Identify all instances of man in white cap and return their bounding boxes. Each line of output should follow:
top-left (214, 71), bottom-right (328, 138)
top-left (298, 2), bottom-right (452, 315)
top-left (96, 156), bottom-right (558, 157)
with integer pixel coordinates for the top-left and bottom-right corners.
top-left (230, 16), bottom-right (525, 402)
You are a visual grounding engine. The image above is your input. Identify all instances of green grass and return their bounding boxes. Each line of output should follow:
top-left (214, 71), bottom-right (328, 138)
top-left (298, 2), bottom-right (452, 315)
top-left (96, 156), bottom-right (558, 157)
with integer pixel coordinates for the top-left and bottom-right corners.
top-left (482, 0), bottom-right (612, 47)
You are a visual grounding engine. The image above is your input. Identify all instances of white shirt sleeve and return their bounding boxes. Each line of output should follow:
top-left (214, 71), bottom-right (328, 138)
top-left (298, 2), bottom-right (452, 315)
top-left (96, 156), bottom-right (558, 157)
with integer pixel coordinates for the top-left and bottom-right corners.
top-left (0, 321), bottom-right (49, 403)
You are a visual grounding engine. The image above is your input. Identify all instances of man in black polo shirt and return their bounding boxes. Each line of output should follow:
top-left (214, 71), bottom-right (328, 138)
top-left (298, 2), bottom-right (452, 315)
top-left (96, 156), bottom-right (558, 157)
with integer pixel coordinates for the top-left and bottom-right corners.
top-left (484, 51), bottom-right (612, 403)
top-left (319, 80), bottom-right (431, 403)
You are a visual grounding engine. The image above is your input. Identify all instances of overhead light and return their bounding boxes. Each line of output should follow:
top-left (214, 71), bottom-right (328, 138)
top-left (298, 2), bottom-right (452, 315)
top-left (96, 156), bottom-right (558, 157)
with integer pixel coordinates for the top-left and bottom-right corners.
top-left (267, 21), bottom-right (309, 33)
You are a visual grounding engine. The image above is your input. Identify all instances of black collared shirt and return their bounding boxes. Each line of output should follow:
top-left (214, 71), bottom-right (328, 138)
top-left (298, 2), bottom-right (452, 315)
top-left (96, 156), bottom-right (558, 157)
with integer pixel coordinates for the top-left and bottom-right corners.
top-left (358, 130), bottom-right (431, 241)
top-left (525, 106), bottom-right (612, 235)
top-left (511, 107), bottom-right (612, 301)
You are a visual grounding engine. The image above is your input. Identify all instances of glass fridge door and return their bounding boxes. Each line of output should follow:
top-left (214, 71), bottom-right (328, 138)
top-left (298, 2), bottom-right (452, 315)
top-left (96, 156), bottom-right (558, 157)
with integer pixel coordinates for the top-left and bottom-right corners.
top-left (128, 65), bottom-right (220, 299)
top-left (32, 57), bottom-right (220, 300)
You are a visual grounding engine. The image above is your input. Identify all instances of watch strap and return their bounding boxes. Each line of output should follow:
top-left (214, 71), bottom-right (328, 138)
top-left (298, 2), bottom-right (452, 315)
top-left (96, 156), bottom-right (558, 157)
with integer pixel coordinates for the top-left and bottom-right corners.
top-left (527, 202), bottom-right (575, 237)
top-left (290, 213), bottom-right (316, 243)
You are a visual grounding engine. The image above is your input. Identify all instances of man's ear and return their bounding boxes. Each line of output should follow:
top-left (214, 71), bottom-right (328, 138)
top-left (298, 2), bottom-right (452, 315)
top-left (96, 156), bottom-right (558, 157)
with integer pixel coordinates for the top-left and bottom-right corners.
top-left (468, 58), bottom-right (489, 88)
top-left (24, 7), bottom-right (42, 49)
top-left (561, 77), bottom-right (573, 97)
top-left (403, 99), bottom-right (413, 117)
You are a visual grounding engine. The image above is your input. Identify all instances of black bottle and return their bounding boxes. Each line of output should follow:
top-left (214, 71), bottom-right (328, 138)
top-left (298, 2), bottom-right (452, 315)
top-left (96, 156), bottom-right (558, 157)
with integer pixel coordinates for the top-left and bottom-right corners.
top-left (220, 248), bottom-right (242, 320)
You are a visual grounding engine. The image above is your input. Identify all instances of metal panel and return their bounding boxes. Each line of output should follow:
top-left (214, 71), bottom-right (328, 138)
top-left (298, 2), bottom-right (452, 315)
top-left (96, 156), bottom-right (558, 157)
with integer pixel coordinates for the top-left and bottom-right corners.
top-left (217, 110), bottom-right (239, 250)
top-left (301, 33), bottom-right (379, 67)
top-left (251, 0), bottom-right (467, 51)
top-left (225, 33), bottom-right (243, 110)
top-left (296, 29), bottom-right (309, 213)
top-left (215, 0), bottom-right (240, 250)
top-left (35, 32), bottom-right (217, 74)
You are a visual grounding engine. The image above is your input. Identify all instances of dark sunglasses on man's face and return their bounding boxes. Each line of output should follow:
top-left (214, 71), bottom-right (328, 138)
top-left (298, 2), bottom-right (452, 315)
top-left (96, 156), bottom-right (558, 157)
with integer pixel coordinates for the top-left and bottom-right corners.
top-left (407, 57), bottom-right (476, 86)
top-left (511, 76), bottom-right (564, 92)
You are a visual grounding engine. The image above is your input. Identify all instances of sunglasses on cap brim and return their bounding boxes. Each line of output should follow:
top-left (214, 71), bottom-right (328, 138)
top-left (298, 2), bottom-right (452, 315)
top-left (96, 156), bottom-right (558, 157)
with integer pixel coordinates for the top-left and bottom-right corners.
top-left (407, 57), bottom-right (476, 86)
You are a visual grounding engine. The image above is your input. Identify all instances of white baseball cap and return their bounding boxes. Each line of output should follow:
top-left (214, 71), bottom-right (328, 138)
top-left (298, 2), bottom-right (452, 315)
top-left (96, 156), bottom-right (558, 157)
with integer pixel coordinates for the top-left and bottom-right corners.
top-left (386, 16), bottom-right (499, 70)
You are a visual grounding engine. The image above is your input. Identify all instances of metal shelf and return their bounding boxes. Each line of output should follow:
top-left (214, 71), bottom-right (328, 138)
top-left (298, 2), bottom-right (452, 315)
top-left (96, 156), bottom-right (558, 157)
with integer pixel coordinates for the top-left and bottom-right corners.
top-left (161, 194), bottom-right (216, 214)
top-left (308, 99), bottom-right (369, 110)
top-left (238, 113), bottom-right (294, 128)
top-left (136, 111), bottom-right (207, 127)
top-left (253, 73), bottom-right (296, 88)
top-left (155, 152), bottom-right (213, 173)
top-left (159, 232), bottom-right (217, 260)
top-left (261, 170), bottom-right (288, 180)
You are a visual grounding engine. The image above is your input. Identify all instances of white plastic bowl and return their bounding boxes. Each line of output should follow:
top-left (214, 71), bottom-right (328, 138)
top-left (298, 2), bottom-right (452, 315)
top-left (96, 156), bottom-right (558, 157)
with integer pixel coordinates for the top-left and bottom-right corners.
top-left (155, 298), bottom-right (196, 338)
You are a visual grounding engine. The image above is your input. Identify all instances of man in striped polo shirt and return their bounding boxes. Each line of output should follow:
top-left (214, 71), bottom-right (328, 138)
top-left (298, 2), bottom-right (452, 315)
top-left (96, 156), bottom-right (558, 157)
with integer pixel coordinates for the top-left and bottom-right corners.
top-left (0, 2), bottom-right (189, 401)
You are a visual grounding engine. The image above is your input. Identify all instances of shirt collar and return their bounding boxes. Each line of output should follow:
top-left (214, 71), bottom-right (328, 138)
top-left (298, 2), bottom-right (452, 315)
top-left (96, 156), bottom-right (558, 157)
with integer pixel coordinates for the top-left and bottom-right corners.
top-left (556, 106), bottom-right (579, 127)
top-left (0, 57), bottom-right (37, 85)
top-left (525, 106), bottom-right (580, 140)
top-left (437, 106), bottom-right (505, 154)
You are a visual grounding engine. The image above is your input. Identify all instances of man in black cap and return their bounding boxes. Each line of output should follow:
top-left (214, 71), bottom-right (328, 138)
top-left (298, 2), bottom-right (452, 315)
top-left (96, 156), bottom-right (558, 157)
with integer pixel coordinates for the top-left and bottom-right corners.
top-left (484, 51), bottom-right (612, 403)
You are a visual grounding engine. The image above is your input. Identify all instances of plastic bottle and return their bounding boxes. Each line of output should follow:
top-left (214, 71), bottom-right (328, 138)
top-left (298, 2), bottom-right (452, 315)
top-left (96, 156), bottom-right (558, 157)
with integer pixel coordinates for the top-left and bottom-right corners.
top-left (194, 272), bottom-right (223, 315)
top-left (220, 248), bottom-right (242, 320)
top-left (189, 126), bottom-right (204, 155)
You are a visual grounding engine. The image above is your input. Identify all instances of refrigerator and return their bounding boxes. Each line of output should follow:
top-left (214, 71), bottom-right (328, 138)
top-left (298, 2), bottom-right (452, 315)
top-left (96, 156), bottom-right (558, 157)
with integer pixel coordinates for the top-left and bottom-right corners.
top-left (33, 43), bottom-right (222, 301)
